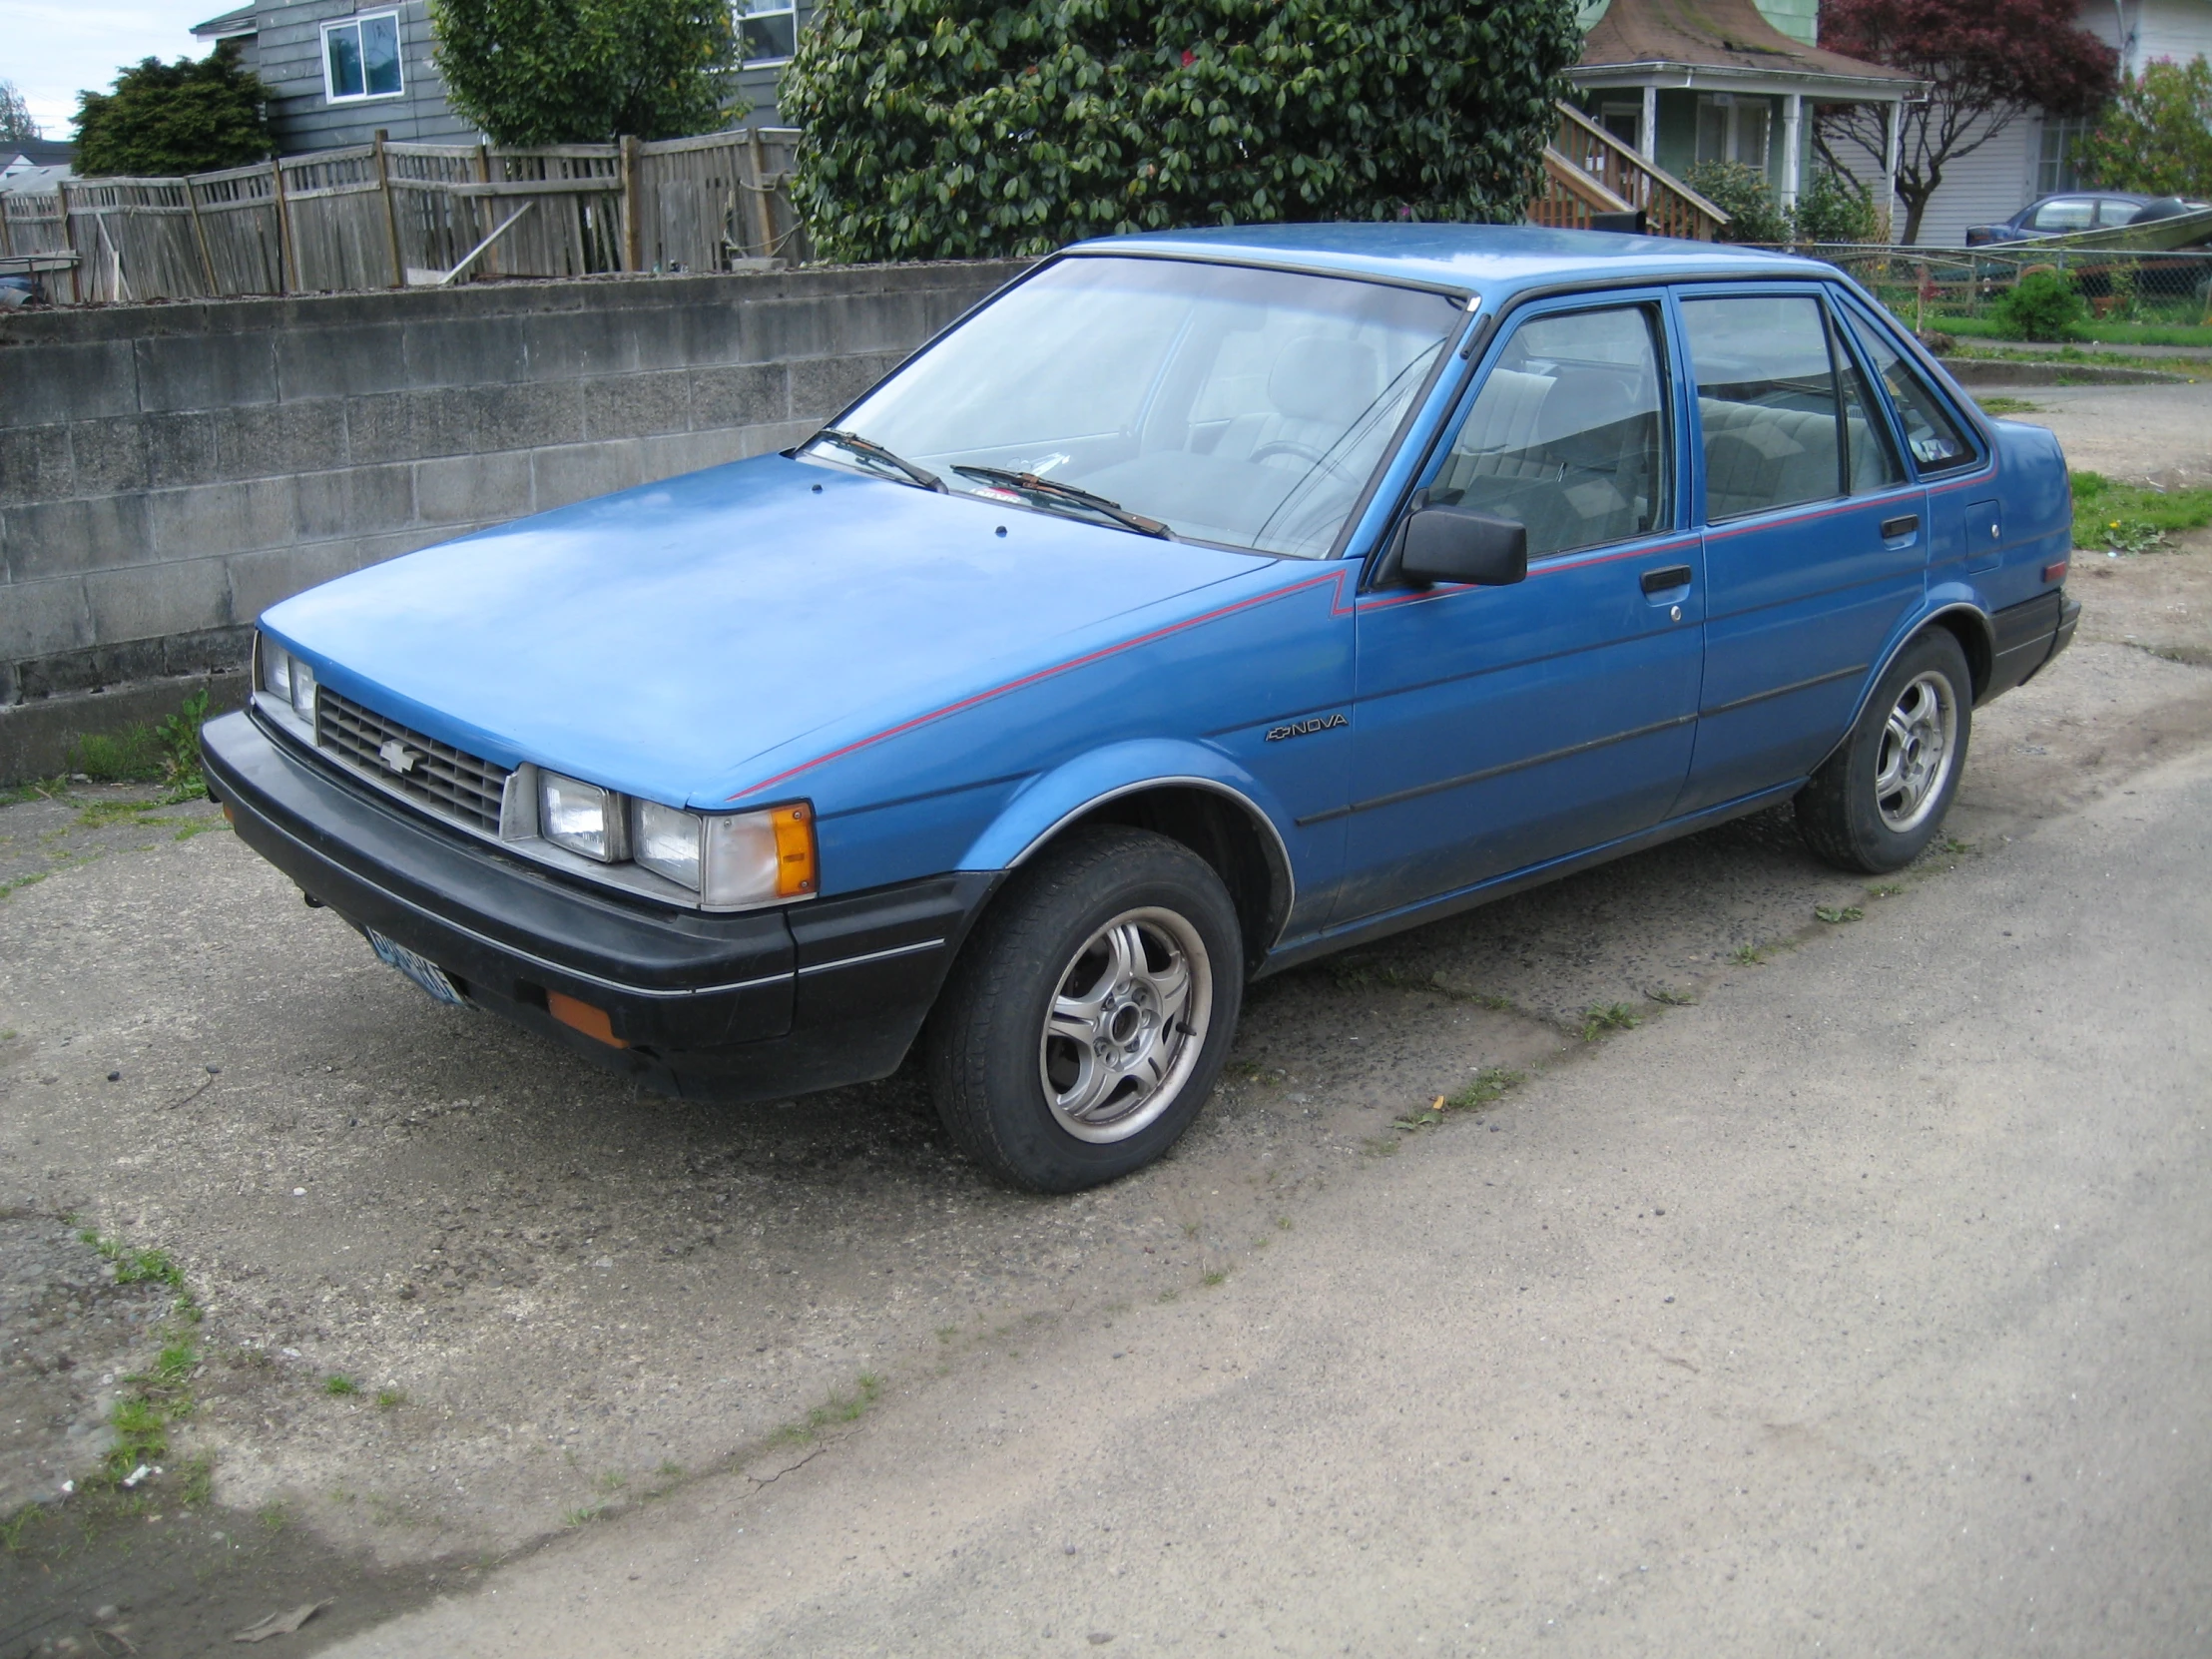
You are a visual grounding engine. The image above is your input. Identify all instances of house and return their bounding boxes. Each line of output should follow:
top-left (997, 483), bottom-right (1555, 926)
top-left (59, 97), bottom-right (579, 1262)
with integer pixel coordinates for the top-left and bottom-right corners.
top-left (1899, 0), bottom-right (2212, 246)
top-left (188, 0), bottom-right (809, 154)
top-left (190, 0), bottom-right (477, 151)
top-left (1565, 0), bottom-right (1921, 223)
top-left (2, 139), bottom-right (76, 183)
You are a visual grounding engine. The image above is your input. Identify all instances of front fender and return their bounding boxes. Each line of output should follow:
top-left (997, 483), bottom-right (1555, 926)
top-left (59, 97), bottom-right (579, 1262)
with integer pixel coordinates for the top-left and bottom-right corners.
top-left (957, 735), bottom-right (1296, 894)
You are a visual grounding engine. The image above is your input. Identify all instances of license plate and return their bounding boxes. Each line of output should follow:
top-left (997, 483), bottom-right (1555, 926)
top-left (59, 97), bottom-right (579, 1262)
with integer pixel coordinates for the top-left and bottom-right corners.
top-left (366, 929), bottom-right (469, 1008)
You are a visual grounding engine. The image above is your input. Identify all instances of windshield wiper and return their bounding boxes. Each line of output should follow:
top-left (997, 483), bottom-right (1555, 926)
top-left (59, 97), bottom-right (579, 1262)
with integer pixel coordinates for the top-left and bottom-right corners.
top-left (951, 466), bottom-right (1173, 539)
top-left (808, 428), bottom-right (944, 492)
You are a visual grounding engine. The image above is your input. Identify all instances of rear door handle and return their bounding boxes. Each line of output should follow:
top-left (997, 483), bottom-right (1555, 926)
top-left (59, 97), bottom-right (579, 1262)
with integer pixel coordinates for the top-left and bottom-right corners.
top-left (1640, 564), bottom-right (1693, 595)
top-left (1881, 514), bottom-right (1920, 539)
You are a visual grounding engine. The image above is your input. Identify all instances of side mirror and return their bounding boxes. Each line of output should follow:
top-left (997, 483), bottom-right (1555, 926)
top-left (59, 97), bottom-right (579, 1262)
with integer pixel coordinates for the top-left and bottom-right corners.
top-left (1396, 504), bottom-right (1528, 588)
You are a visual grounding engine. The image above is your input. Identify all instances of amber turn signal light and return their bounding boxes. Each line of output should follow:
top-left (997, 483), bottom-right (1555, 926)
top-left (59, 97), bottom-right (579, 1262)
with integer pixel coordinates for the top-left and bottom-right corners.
top-left (772, 802), bottom-right (817, 898)
top-left (547, 990), bottom-right (627, 1048)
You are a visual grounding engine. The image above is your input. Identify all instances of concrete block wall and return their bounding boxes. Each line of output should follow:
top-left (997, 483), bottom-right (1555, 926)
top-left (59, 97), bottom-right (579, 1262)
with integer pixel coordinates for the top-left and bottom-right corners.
top-left (0, 262), bottom-right (1023, 777)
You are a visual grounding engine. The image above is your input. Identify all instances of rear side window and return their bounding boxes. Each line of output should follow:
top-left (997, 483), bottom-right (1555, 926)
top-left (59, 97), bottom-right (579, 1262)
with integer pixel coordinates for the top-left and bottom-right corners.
top-left (1839, 308), bottom-right (1977, 474)
top-left (1681, 293), bottom-right (1844, 521)
top-left (1428, 302), bottom-right (1670, 558)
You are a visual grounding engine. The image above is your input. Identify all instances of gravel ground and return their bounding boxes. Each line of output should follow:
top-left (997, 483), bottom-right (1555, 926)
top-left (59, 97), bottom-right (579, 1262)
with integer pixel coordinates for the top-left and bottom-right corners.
top-left (4, 378), bottom-right (2208, 1655)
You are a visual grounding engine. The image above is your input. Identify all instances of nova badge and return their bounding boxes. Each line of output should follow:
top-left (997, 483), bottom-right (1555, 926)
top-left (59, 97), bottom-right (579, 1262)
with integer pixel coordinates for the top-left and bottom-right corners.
top-left (377, 738), bottom-right (422, 776)
top-left (1265, 712), bottom-right (1349, 743)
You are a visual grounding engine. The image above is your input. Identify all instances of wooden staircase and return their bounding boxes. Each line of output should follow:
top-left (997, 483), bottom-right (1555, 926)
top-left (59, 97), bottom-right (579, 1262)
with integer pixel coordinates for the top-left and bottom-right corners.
top-left (1528, 102), bottom-right (1731, 242)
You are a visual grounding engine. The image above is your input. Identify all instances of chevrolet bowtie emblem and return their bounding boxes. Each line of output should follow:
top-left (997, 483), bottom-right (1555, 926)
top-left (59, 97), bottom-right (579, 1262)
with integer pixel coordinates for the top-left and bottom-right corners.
top-left (377, 738), bottom-right (421, 776)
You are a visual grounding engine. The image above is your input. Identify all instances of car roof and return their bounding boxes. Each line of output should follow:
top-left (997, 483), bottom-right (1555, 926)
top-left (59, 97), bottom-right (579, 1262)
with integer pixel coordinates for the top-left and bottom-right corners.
top-left (1066, 223), bottom-right (1838, 303)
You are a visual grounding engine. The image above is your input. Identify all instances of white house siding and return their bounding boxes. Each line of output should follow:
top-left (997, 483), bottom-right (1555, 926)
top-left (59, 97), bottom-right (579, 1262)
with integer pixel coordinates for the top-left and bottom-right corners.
top-left (1902, 0), bottom-right (2212, 244)
top-left (256, 0), bottom-right (478, 151)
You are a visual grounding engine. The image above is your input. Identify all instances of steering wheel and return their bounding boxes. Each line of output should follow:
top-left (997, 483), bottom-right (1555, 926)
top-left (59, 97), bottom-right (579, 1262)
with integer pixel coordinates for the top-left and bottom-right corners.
top-left (1249, 439), bottom-right (1332, 467)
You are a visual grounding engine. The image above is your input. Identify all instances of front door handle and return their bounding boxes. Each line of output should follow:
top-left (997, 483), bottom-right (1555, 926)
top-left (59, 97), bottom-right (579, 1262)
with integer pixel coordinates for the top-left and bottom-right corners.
top-left (1640, 564), bottom-right (1693, 596)
top-left (1881, 513), bottom-right (1920, 539)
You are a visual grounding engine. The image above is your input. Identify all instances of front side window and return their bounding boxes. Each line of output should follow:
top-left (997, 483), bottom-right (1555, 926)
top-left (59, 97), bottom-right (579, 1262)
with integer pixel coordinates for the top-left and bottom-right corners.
top-left (740, 0), bottom-right (798, 63)
top-left (1682, 293), bottom-right (1844, 521)
top-left (1428, 303), bottom-right (1669, 559)
top-left (323, 11), bottom-right (402, 102)
top-left (828, 256), bottom-right (1462, 558)
top-left (1839, 305), bottom-right (1977, 474)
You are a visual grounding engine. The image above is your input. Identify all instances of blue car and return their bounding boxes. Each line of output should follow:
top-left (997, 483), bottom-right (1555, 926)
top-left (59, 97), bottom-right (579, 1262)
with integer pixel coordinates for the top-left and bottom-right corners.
top-left (204, 226), bottom-right (2078, 1192)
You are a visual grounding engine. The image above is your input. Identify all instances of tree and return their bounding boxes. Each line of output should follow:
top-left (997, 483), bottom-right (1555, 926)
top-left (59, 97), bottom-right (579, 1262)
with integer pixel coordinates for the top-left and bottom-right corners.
top-left (783, 0), bottom-right (1582, 264)
top-left (1814, 0), bottom-right (2117, 245)
top-left (428, 0), bottom-right (741, 145)
top-left (0, 79), bottom-right (39, 144)
top-left (73, 42), bottom-right (273, 177)
top-left (2078, 56), bottom-right (2212, 200)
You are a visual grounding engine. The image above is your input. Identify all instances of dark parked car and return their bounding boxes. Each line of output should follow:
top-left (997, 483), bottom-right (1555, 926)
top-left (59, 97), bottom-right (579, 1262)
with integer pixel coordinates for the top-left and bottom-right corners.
top-left (1964, 192), bottom-right (2196, 246)
top-left (205, 227), bottom-right (2078, 1192)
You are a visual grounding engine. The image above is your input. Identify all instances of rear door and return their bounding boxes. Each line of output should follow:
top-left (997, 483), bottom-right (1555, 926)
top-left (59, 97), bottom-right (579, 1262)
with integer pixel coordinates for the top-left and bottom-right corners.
top-left (1333, 294), bottom-right (1704, 925)
top-left (1674, 285), bottom-right (1928, 815)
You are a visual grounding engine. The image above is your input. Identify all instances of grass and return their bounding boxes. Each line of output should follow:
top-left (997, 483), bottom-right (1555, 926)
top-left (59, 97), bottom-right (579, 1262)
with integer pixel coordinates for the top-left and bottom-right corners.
top-left (375, 1387), bottom-right (407, 1409)
top-left (54, 1228), bottom-right (208, 1499)
top-left (1974, 394), bottom-right (2043, 415)
top-left (1578, 1002), bottom-right (1642, 1041)
top-left (1941, 341), bottom-right (2202, 375)
top-left (1815, 905), bottom-right (1866, 924)
top-left (2071, 470), bottom-right (2212, 554)
top-left (0, 870), bottom-right (49, 901)
top-left (1394, 1067), bottom-right (1526, 1134)
top-left (323, 1375), bottom-right (359, 1396)
top-left (1931, 313), bottom-right (2212, 349)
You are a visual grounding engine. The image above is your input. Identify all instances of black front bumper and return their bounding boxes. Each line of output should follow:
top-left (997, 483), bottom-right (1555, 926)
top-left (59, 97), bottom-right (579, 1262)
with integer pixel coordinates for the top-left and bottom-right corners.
top-left (202, 709), bottom-right (992, 1101)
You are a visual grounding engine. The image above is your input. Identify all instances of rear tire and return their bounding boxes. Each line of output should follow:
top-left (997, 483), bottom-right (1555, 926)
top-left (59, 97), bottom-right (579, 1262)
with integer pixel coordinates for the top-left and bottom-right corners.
top-left (1796, 630), bottom-right (1972, 873)
top-left (926, 827), bottom-right (1243, 1193)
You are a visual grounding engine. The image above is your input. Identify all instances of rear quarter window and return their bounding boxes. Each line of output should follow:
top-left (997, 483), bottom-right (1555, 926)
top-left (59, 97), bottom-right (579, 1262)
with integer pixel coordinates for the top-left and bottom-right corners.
top-left (1837, 303), bottom-right (1980, 476)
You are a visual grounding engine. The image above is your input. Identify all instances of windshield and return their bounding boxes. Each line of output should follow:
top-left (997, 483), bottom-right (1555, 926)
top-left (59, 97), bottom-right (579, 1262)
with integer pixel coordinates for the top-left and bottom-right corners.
top-left (826, 256), bottom-right (1463, 557)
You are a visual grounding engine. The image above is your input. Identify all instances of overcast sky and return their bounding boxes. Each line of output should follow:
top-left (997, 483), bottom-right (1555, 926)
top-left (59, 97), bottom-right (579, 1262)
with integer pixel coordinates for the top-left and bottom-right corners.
top-left (3, 0), bottom-right (208, 140)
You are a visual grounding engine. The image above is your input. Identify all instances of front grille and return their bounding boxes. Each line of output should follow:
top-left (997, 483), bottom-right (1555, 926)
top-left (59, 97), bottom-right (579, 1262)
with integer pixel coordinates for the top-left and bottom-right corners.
top-left (316, 688), bottom-right (510, 835)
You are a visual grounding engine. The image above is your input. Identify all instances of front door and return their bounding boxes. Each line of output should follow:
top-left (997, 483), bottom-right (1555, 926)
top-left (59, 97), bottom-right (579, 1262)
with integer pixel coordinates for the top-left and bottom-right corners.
top-left (1332, 296), bottom-right (1705, 927)
top-left (1675, 287), bottom-right (1930, 814)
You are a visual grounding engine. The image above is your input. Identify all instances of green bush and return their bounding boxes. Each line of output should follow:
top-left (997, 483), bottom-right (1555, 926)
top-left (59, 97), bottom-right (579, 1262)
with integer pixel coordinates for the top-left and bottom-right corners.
top-left (73, 42), bottom-right (271, 177)
top-left (1990, 269), bottom-right (2090, 342)
top-left (1681, 160), bottom-right (1791, 245)
top-left (1791, 168), bottom-right (1880, 244)
top-left (427, 0), bottom-right (741, 145)
top-left (783, 0), bottom-right (1582, 264)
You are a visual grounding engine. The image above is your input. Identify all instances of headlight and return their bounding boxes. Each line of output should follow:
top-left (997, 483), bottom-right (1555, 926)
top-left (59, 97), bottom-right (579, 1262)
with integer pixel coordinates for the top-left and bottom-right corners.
top-left (630, 799), bottom-right (817, 906)
top-left (632, 799), bottom-right (701, 889)
top-left (260, 637), bottom-right (292, 702)
top-left (289, 657), bottom-right (317, 723)
top-left (539, 772), bottom-right (628, 862)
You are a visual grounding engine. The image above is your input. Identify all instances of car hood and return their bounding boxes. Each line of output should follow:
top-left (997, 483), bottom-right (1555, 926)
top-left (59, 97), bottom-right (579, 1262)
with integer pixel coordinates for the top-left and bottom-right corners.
top-left (261, 454), bottom-right (1277, 807)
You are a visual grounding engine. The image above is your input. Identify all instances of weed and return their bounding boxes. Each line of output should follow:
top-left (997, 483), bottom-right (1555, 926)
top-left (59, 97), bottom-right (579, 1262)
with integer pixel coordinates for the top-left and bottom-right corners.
top-left (60, 690), bottom-right (211, 800)
top-left (564, 1505), bottom-right (605, 1527)
top-left (0, 870), bottom-right (49, 900)
top-left (595, 1470), bottom-right (627, 1492)
top-left (1201, 1270), bottom-right (1228, 1287)
top-left (1, 1504), bottom-right (34, 1552)
top-left (656, 1460), bottom-right (682, 1480)
top-left (1181, 1220), bottom-right (1200, 1239)
top-left (1579, 1003), bottom-right (1642, 1041)
top-left (935, 1325), bottom-right (958, 1344)
top-left (1815, 905), bottom-right (1865, 924)
top-left (1448, 1066), bottom-right (1524, 1110)
top-left (179, 1455), bottom-right (214, 1505)
top-left (174, 820), bottom-right (228, 841)
top-left (1646, 986), bottom-right (1698, 1006)
top-left (1158, 1289), bottom-right (1180, 1303)
top-left (375, 1388), bottom-right (407, 1409)
top-left (774, 1373), bottom-right (884, 1445)
top-left (1730, 944), bottom-right (1768, 965)
top-left (1975, 395), bottom-right (2042, 415)
top-left (323, 1375), bottom-right (359, 1396)
top-left (259, 1501), bottom-right (287, 1533)
top-left (1937, 835), bottom-right (1974, 856)
top-left (1275, 1215), bottom-right (1292, 1231)
top-left (74, 799), bottom-right (179, 830)
top-left (1867, 883), bottom-right (1907, 898)
top-left (2070, 470), bottom-right (2212, 553)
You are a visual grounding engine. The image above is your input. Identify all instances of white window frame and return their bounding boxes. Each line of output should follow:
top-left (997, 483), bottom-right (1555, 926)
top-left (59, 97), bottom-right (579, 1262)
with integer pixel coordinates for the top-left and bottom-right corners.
top-left (739, 0), bottom-right (798, 67)
top-left (321, 9), bottom-right (405, 105)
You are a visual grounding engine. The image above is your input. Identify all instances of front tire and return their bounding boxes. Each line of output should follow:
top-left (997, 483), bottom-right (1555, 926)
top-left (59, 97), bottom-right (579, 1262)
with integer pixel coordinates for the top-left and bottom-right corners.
top-left (1796, 629), bottom-right (1972, 873)
top-left (926, 827), bottom-right (1243, 1193)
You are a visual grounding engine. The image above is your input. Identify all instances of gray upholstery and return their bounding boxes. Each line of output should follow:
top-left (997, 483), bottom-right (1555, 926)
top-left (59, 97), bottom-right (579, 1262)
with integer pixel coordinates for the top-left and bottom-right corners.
top-left (1268, 335), bottom-right (1381, 422)
top-left (1699, 397), bottom-right (1842, 520)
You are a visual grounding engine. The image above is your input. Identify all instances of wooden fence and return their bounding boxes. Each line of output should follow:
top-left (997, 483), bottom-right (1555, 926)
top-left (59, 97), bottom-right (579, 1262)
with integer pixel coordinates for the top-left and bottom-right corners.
top-left (0, 128), bottom-right (810, 303)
